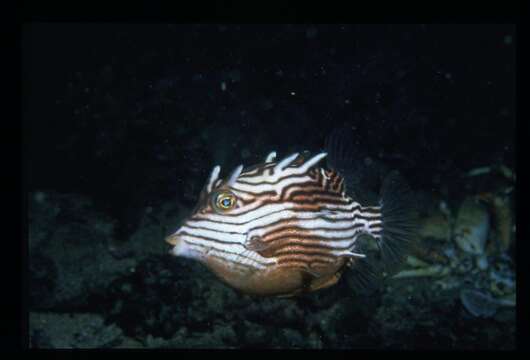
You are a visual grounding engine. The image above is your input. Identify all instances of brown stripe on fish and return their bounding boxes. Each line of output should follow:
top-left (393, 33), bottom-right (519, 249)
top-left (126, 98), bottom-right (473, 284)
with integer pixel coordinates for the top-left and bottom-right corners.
top-left (253, 236), bottom-right (363, 259)
top-left (260, 224), bottom-right (365, 242)
top-left (276, 252), bottom-right (339, 266)
top-left (269, 238), bottom-right (363, 252)
top-left (289, 193), bottom-right (352, 206)
top-left (275, 257), bottom-right (342, 274)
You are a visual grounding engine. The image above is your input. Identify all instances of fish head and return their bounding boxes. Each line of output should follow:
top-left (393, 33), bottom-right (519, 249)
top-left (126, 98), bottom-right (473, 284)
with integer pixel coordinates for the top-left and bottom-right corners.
top-left (165, 151), bottom-right (330, 277)
top-left (165, 180), bottom-right (261, 261)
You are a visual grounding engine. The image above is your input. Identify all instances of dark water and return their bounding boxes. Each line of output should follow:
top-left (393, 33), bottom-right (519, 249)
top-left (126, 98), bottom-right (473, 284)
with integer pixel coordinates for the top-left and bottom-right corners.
top-left (24, 24), bottom-right (515, 349)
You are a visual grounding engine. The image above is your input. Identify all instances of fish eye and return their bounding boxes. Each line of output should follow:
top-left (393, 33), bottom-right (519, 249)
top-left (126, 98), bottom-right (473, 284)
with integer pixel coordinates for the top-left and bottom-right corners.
top-left (212, 191), bottom-right (237, 212)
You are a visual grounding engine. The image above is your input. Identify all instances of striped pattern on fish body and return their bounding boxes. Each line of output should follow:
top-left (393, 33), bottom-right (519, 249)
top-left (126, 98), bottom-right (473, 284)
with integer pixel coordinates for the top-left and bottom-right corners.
top-left (166, 151), bottom-right (391, 297)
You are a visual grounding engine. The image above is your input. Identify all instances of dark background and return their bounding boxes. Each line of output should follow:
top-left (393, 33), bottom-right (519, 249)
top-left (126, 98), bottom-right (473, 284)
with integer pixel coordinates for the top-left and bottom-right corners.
top-left (22, 23), bottom-right (515, 244)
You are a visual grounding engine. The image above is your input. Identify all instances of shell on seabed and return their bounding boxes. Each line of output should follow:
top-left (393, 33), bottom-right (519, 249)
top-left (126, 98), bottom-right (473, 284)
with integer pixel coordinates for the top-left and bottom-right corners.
top-left (453, 198), bottom-right (490, 255)
top-left (477, 193), bottom-right (514, 252)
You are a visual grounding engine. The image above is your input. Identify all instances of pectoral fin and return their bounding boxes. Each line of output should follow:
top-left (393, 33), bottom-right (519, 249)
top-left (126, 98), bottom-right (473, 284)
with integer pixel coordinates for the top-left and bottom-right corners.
top-left (244, 235), bottom-right (269, 251)
top-left (244, 234), bottom-right (279, 258)
top-left (309, 272), bottom-right (342, 291)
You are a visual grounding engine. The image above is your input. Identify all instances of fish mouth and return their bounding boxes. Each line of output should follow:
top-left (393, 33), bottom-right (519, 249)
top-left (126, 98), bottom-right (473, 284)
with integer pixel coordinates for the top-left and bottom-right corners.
top-left (165, 233), bottom-right (194, 259)
top-left (165, 233), bottom-right (180, 246)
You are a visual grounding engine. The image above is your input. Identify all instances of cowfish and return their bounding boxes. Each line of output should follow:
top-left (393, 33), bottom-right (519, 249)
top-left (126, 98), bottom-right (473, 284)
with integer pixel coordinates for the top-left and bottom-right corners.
top-left (166, 134), bottom-right (417, 297)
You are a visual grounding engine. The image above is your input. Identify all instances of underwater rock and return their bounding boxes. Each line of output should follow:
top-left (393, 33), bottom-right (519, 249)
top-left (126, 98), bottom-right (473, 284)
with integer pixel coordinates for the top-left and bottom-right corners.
top-left (279, 328), bottom-right (305, 348)
top-left (308, 331), bottom-right (324, 349)
top-left (29, 312), bottom-right (123, 348)
top-left (210, 323), bottom-right (238, 346)
top-left (307, 298), bottom-right (356, 345)
top-left (29, 192), bottom-right (121, 309)
top-left (28, 191), bottom-right (172, 310)
top-left (115, 336), bottom-right (144, 348)
top-left (453, 198), bottom-right (490, 255)
top-left (281, 302), bottom-right (304, 327)
top-left (100, 253), bottom-right (248, 342)
top-left (242, 320), bottom-right (270, 346)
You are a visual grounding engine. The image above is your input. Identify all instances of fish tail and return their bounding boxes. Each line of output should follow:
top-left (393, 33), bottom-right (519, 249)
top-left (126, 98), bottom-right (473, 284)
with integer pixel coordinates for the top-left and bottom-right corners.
top-left (346, 172), bottom-right (417, 293)
top-left (375, 170), bottom-right (419, 274)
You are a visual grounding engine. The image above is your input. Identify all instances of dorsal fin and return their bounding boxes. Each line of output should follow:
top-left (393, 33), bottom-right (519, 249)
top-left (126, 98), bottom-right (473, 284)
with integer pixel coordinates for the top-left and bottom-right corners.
top-left (325, 127), bottom-right (386, 205)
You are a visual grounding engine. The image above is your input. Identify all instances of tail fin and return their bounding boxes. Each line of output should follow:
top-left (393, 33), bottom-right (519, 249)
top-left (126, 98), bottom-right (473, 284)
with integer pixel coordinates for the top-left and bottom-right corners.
top-left (344, 171), bottom-right (418, 294)
top-left (377, 170), bottom-right (419, 274)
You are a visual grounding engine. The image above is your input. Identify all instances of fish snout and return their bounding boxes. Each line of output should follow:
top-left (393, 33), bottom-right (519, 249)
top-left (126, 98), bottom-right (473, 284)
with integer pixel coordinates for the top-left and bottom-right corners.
top-left (165, 233), bottom-right (180, 246)
top-left (165, 231), bottom-right (194, 259)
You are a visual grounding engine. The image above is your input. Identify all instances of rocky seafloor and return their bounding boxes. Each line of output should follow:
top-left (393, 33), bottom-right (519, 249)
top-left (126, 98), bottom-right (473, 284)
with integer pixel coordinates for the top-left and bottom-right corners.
top-left (28, 168), bottom-right (515, 349)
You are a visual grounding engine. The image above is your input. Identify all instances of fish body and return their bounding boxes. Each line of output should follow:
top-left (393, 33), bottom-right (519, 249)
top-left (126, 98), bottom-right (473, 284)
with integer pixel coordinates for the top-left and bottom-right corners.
top-left (166, 144), bottom-right (416, 297)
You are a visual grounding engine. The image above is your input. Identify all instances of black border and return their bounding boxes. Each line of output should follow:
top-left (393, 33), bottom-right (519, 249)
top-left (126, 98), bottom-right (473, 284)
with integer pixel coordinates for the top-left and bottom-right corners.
top-left (10, 0), bottom-right (527, 354)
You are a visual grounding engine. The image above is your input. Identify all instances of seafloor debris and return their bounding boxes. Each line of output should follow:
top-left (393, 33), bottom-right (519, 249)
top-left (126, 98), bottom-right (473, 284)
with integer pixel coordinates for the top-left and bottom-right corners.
top-left (463, 164), bottom-right (515, 182)
top-left (392, 182), bottom-right (515, 326)
top-left (459, 288), bottom-right (515, 318)
top-left (30, 313), bottom-right (124, 348)
top-left (392, 264), bottom-right (449, 279)
top-left (464, 166), bottom-right (491, 177)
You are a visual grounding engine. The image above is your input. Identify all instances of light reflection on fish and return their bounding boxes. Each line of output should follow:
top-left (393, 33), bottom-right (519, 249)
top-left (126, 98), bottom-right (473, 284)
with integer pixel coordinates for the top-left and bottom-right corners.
top-left (166, 137), bottom-right (417, 297)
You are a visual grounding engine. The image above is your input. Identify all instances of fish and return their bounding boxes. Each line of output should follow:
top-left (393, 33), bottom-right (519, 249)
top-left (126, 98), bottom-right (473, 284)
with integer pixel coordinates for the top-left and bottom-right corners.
top-left (165, 133), bottom-right (418, 297)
